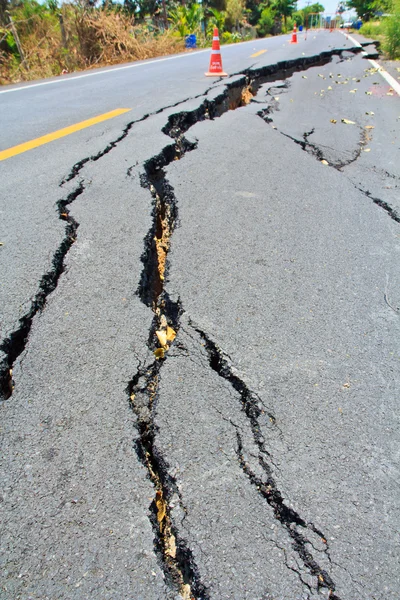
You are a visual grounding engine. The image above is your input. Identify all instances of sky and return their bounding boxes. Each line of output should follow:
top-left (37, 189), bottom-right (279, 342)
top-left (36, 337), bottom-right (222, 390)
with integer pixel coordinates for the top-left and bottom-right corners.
top-left (296, 0), bottom-right (356, 19)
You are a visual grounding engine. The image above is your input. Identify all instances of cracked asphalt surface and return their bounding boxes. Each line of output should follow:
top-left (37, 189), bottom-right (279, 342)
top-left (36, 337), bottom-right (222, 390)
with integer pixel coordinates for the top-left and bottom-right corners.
top-left (1, 30), bottom-right (399, 599)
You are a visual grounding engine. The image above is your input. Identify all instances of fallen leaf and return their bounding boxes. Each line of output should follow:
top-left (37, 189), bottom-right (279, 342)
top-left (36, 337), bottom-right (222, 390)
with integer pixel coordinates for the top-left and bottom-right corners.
top-left (341, 118), bottom-right (355, 125)
top-left (365, 91), bottom-right (372, 95)
top-left (330, 119), bottom-right (337, 124)
top-left (156, 330), bottom-right (167, 347)
top-left (365, 125), bottom-right (375, 129)
top-left (302, 75), bottom-right (307, 79)
top-left (274, 96), bottom-right (280, 101)
top-left (349, 89), bottom-right (357, 93)
top-left (365, 111), bottom-right (374, 115)
top-left (343, 382), bottom-right (350, 388)
top-left (363, 148), bottom-right (371, 152)
top-left (318, 74), bottom-right (325, 78)
top-left (155, 490), bottom-right (166, 524)
top-left (130, 393), bottom-right (135, 401)
top-left (181, 584), bottom-right (192, 600)
top-left (321, 159), bottom-right (329, 165)
top-left (154, 348), bottom-right (165, 359)
top-left (387, 92), bottom-right (394, 96)
top-left (327, 86), bottom-right (333, 90)
top-left (165, 533), bottom-right (176, 559)
top-left (166, 326), bottom-right (176, 343)
top-left (0, 242), bottom-right (3, 246)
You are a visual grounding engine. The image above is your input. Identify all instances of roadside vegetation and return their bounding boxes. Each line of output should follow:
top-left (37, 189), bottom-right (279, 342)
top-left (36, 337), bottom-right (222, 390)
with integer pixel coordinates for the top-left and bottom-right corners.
top-left (1, 0), bottom-right (398, 84)
top-left (348, 0), bottom-right (400, 58)
top-left (0, 0), bottom-right (328, 84)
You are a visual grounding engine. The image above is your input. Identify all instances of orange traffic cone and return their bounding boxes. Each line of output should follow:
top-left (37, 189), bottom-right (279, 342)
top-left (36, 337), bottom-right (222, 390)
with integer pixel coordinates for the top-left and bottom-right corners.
top-left (290, 22), bottom-right (298, 44)
top-left (205, 28), bottom-right (227, 77)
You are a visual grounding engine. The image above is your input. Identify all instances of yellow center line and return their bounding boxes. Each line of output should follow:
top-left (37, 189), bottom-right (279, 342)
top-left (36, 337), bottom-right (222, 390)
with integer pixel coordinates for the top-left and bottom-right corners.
top-left (251, 49), bottom-right (268, 58)
top-left (0, 108), bottom-right (131, 162)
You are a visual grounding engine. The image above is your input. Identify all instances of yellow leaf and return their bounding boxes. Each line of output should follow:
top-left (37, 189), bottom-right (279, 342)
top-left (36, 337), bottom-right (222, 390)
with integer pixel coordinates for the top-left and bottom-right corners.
top-left (156, 330), bottom-right (168, 347)
top-left (321, 160), bottom-right (329, 165)
top-left (330, 119), bottom-right (337, 124)
top-left (366, 91), bottom-right (372, 95)
top-left (302, 75), bottom-right (307, 79)
top-left (154, 348), bottom-right (165, 359)
top-left (363, 148), bottom-right (371, 152)
top-left (155, 490), bottom-right (166, 524)
top-left (341, 118), bottom-right (355, 125)
top-left (165, 533), bottom-right (177, 558)
top-left (181, 584), bottom-right (192, 600)
top-left (166, 326), bottom-right (176, 343)
top-left (365, 125), bottom-right (375, 129)
top-left (130, 393), bottom-right (135, 401)
top-left (327, 86), bottom-right (333, 90)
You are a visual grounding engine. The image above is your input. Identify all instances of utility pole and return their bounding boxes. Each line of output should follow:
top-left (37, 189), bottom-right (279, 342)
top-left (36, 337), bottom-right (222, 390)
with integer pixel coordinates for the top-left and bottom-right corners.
top-left (162, 0), bottom-right (168, 30)
top-left (58, 13), bottom-right (68, 49)
top-left (6, 11), bottom-right (28, 70)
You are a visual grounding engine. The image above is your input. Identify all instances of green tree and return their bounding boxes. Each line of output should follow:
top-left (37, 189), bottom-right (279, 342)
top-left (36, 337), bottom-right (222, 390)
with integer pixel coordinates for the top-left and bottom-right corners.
top-left (225, 0), bottom-right (245, 28)
top-left (168, 3), bottom-right (203, 35)
top-left (301, 2), bottom-right (324, 27)
top-left (384, 0), bottom-right (400, 57)
top-left (257, 5), bottom-right (275, 34)
top-left (207, 6), bottom-right (226, 34)
top-left (272, 0), bottom-right (296, 28)
top-left (0, 0), bottom-right (8, 25)
top-left (346, 0), bottom-right (390, 20)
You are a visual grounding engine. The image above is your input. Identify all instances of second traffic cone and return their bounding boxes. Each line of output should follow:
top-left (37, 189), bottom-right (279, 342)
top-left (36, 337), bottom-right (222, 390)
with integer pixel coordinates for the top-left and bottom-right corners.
top-left (205, 28), bottom-right (227, 77)
top-left (290, 22), bottom-right (298, 44)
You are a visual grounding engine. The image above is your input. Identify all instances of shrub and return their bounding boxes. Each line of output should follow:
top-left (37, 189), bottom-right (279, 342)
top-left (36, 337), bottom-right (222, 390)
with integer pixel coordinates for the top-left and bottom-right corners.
top-left (359, 20), bottom-right (384, 37)
top-left (384, 2), bottom-right (400, 58)
top-left (257, 7), bottom-right (275, 36)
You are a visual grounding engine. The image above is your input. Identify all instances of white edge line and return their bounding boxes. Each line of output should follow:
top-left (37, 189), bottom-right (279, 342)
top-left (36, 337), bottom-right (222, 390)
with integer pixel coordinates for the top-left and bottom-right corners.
top-left (342, 31), bottom-right (400, 97)
top-left (0, 50), bottom-right (208, 95)
top-left (0, 37), bottom-right (269, 96)
top-left (368, 58), bottom-right (400, 96)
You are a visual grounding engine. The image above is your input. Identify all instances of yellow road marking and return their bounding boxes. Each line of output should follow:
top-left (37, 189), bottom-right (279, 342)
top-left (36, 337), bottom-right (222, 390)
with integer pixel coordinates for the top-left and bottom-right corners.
top-left (251, 49), bottom-right (267, 58)
top-left (0, 108), bottom-right (131, 161)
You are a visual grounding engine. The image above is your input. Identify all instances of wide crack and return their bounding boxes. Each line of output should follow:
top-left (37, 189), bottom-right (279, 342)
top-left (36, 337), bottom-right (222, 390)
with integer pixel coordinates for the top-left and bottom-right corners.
top-left (2, 43), bottom-right (369, 596)
top-left (1, 44), bottom-right (363, 403)
top-left (0, 181), bottom-right (83, 399)
top-left (129, 132), bottom-right (206, 598)
top-left (128, 49), bottom-right (362, 597)
top-left (255, 47), bottom-right (399, 226)
top-left (192, 325), bottom-right (340, 598)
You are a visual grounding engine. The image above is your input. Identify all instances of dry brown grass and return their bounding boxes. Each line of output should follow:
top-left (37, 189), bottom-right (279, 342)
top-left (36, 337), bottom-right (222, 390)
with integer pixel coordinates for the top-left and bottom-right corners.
top-left (0, 7), bottom-right (185, 85)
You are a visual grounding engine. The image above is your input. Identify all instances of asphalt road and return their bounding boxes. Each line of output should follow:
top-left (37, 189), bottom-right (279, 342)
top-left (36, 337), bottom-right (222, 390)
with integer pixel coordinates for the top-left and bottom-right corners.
top-left (1, 30), bottom-right (399, 600)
